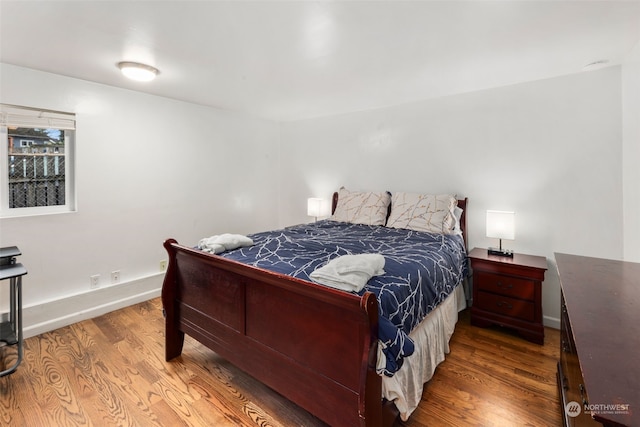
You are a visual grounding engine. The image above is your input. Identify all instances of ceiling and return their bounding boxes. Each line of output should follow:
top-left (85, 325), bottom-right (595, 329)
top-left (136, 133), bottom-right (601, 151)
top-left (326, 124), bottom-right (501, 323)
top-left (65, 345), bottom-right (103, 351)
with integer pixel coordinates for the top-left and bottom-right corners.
top-left (1, 1), bottom-right (639, 121)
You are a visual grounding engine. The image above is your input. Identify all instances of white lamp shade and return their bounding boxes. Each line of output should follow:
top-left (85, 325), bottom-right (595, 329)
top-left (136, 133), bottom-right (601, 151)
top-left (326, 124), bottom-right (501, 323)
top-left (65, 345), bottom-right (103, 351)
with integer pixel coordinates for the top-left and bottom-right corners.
top-left (307, 198), bottom-right (323, 217)
top-left (486, 210), bottom-right (515, 240)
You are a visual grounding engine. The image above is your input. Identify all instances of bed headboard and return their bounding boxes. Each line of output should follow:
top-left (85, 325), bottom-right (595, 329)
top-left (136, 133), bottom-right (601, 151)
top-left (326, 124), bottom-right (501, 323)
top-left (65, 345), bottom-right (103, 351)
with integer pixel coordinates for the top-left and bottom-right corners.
top-left (331, 192), bottom-right (468, 249)
top-left (456, 197), bottom-right (468, 249)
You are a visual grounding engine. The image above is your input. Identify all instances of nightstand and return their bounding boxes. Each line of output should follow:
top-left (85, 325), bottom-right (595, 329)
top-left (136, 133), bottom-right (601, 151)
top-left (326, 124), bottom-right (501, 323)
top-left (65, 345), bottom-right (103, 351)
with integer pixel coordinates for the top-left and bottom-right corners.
top-left (468, 247), bottom-right (547, 344)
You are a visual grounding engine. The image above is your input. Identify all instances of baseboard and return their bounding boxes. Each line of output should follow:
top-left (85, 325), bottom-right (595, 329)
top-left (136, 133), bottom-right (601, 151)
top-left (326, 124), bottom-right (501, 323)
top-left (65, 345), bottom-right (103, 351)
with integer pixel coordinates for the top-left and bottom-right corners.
top-left (22, 273), bottom-right (163, 339)
top-left (543, 315), bottom-right (560, 330)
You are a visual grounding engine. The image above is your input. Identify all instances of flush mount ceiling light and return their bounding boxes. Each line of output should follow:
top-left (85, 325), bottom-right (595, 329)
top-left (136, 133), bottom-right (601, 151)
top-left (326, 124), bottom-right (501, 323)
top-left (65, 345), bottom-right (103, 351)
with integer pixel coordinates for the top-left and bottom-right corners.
top-left (117, 61), bottom-right (159, 82)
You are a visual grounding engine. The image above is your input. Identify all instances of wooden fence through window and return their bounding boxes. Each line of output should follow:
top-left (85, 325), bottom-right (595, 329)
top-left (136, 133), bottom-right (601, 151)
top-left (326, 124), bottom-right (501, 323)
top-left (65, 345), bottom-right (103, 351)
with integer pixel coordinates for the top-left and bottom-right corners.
top-left (8, 154), bottom-right (65, 208)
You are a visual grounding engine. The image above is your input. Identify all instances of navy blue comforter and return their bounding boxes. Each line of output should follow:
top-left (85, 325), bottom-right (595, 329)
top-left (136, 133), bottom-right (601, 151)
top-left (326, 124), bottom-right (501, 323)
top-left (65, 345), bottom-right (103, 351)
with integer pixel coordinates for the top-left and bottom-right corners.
top-left (217, 220), bottom-right (468, 376)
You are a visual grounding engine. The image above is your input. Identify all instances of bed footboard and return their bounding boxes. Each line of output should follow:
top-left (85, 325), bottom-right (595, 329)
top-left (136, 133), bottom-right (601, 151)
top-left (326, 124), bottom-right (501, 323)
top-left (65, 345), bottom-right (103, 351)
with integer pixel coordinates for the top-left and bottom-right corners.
top-left (162, 239), bottom-right (388, 427)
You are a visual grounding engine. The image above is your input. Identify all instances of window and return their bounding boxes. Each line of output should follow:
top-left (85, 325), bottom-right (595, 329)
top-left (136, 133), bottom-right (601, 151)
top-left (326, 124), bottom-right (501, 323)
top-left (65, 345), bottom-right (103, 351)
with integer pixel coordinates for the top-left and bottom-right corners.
top-left (1, 104), bottom-right (76, 217)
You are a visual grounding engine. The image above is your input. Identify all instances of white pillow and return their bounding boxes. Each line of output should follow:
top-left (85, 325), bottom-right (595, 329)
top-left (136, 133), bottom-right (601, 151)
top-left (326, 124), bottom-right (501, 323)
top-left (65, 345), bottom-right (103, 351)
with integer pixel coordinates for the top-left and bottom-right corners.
top-left (332, 188), bottom-right (391, 226)
top-left (452, 206), bottom-right (464, 235)
top-left (387, 193), bottom-right (457, 234)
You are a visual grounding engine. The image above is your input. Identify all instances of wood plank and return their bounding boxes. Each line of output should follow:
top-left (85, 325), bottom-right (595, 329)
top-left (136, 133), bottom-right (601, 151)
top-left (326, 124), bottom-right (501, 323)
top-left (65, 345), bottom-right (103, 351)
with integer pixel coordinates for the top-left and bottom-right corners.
top-left (0, 299), bottom-right (561, 426)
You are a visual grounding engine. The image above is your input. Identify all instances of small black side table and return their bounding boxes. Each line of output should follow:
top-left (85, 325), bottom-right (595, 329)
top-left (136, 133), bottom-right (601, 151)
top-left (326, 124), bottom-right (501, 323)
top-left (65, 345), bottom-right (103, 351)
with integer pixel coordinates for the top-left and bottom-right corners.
top-left (0, 246), bottom-right (27, 377)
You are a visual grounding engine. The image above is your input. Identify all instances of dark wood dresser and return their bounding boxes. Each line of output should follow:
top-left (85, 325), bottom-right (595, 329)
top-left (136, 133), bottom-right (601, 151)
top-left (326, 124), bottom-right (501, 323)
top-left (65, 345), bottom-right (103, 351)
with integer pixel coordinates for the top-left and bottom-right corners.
top-left (556, 253), bottom-right (639, 426)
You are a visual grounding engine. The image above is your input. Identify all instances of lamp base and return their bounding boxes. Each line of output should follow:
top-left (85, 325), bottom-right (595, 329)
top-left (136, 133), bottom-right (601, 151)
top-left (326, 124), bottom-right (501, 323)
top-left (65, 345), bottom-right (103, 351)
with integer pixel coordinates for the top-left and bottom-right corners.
top-left (488, 247), bottom-right (514, 258)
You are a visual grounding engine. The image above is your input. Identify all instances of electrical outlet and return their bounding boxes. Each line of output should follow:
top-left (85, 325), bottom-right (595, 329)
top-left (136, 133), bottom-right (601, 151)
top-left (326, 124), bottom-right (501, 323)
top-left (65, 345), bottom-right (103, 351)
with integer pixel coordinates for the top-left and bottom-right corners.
top-left (90, 274), bottom-right (100, 289)
top-left (159, 260), bottom-right (167, 271)
top-left (111, 270), bottom-right (120, 283)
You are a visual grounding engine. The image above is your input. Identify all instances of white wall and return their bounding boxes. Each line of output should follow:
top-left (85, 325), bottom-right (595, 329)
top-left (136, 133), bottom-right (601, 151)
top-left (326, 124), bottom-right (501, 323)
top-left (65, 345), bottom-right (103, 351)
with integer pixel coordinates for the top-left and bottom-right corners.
top-left (0, 64), bottom-right (281, 336)
top-left (0, 62), bottom-right (631, 334)
top-left (279, 67), bottom-right (625, 327)
top-left (623, 41), bottom-right (640, 262)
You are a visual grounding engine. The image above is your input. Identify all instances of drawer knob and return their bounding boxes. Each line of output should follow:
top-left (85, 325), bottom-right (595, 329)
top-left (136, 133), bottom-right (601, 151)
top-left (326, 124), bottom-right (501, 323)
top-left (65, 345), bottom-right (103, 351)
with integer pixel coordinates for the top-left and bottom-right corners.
top-left (496, 301), bottom-right (513, 310)
top-left (496, 281), bottom-right (513, 289)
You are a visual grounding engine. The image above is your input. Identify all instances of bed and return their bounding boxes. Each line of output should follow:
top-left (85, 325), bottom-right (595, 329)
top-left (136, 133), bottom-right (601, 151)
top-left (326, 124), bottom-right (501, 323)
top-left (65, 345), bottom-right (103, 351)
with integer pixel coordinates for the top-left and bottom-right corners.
top-left (162, 189), bottom-right (469, 427)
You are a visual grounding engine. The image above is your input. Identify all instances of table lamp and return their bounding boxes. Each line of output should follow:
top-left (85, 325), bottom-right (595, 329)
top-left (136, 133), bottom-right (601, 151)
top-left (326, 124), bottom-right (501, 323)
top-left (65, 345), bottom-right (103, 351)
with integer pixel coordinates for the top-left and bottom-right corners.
top-left (307, 198), bottom-right (324, 222)
top-left (486, 210), bottom-right (515, 257)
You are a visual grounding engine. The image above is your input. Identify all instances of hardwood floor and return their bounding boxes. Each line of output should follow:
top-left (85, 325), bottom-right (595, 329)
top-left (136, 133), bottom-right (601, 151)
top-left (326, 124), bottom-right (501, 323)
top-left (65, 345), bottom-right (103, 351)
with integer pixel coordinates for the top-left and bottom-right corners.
top-left (0, 298), bottom-right (561, 426)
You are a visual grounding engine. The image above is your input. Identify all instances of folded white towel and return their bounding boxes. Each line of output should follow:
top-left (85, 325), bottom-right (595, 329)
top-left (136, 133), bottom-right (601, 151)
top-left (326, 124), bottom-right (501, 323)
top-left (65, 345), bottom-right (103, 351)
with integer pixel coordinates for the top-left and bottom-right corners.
top-left (310, 254), bottom-right (385, 292)
top-left (198, 233), bottom-right (254, 254)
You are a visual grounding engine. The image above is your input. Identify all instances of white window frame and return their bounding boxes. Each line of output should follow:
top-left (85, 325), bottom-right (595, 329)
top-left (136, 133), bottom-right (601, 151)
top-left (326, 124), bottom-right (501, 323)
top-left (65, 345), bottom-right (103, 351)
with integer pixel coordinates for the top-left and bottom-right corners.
top-left (0, 104), bottom-right (76, 218)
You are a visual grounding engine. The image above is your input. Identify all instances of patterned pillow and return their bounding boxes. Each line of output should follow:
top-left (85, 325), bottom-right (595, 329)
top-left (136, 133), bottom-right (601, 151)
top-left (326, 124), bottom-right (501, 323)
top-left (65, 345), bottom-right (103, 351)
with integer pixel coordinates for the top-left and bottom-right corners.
top-left (332, 188), bottom-right (391, 226)
top-left (387, 193), bottom-right (457, 234)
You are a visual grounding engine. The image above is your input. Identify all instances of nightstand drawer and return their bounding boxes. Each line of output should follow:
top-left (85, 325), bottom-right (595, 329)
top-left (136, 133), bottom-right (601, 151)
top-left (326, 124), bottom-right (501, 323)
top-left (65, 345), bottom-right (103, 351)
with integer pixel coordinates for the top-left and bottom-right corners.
top-left (476, 291), bottom-right (535, 322)
top-left (475, 271), bottom-right (535, 300)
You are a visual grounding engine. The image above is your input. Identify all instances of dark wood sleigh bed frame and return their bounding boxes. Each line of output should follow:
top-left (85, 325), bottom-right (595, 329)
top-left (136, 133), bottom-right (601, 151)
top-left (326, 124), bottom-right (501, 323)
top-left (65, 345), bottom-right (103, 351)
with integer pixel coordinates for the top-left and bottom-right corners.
top-left (161, 194), bottom-right (468, 427)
